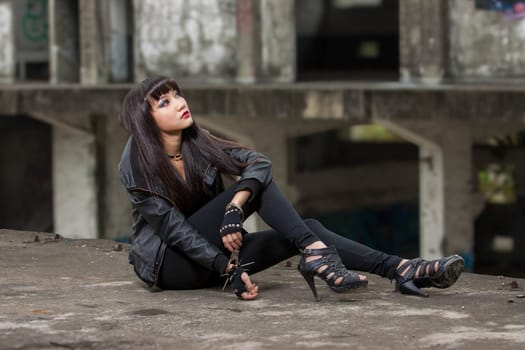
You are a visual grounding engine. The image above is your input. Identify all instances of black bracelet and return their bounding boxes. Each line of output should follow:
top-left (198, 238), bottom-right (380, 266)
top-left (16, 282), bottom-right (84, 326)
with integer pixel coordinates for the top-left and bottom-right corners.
top-left (226, 202), bottom-right (244, 221)
top-left (220, 204), bottom-right (244, 237)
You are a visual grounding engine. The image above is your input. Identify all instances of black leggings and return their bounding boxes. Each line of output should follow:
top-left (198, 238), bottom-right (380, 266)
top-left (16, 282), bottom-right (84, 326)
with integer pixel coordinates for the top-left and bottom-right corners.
top-left (158, 181), bottom-right (402, 290)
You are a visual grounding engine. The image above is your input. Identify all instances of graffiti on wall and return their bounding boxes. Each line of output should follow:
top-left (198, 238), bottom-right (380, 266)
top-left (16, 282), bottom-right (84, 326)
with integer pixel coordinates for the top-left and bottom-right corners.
top-left (22, 0), bottom-right (48, 43)
top-left (475, 0), bottom-right (525, 19)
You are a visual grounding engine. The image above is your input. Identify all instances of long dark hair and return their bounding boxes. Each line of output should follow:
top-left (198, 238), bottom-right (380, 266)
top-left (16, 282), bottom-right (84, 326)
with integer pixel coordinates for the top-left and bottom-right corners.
top-left (119, 76), bottom-right (246, 214)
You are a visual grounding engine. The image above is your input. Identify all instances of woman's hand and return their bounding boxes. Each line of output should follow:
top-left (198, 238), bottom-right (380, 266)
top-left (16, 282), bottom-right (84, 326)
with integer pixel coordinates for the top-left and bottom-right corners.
top-left (225, 264), bottom-right (258, 300)
top-left (222, 232), bottom-right (243, 252)
top-left (239, 271), bottom-right (258, 300)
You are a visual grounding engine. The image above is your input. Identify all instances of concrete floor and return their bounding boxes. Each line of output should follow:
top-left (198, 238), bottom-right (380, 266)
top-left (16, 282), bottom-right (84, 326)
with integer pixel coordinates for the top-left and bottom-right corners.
top-left (1, 229), bottom-right (524, 350)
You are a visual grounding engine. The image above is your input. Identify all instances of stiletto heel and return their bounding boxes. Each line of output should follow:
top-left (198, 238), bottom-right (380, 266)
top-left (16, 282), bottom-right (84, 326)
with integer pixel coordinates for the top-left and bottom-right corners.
top-left (396, 279), bottom-right (429, 297)
top-left (394, 255), bottom-right (464, 297)
top-left (298, 268), bottom-right (320, 301)
top-left (298, 245), bottom-right (367, 301)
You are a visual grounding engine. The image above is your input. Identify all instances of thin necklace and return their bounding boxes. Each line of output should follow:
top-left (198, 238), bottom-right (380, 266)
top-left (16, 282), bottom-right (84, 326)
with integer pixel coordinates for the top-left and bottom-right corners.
top-left (168, 153), bottom-right (183, 161)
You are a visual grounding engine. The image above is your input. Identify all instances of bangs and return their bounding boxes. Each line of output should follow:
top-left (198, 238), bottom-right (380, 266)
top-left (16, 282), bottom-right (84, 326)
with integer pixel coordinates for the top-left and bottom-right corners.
top-left (145, 78), bottom-right (181, 106)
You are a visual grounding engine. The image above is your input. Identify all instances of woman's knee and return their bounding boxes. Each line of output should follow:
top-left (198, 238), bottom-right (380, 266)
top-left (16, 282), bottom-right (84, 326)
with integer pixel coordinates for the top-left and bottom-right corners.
top-left (304, 218), bottom-right (322, 230)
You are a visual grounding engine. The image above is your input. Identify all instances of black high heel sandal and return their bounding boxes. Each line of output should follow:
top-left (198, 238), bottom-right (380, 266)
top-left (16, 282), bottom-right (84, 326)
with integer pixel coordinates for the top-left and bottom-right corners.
top-left (394, 254), bottom-right (464, 297)
top-left (298, 246), bottom-right (368, 301)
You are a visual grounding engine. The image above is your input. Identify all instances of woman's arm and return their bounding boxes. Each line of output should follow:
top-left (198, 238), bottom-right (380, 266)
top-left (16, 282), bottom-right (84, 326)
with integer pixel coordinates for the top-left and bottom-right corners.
top-left (221, 189), bottom-right (250, 252)
top-left (220, 148), bottom-right (272, 252)
top-left (226, 148), bottom-right (272, 202)
top-left (130, 190), bottom-right (230, 273)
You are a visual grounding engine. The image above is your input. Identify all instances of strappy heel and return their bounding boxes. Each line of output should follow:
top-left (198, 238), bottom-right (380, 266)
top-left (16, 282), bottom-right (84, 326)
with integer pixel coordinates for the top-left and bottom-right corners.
top-left (394, 254), bottom-right (464, 297)
top-left (298, 246), bottom-right (368, 301)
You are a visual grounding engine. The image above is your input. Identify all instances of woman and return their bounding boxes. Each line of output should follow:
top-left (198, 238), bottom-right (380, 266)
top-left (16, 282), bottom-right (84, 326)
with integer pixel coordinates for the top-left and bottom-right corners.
top-left (118, 76), bottom-right (464, 301)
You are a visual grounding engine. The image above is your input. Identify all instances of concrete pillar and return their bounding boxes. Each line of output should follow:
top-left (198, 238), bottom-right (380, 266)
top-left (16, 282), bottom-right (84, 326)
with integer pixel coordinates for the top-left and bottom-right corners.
top-left (79, 0), bottom-right (107, 84)
top-left (108, 0), bottom-right (131, 82)
top-left (52, 125), bottom-right (98, 239)
top-left (236, 0), bottom-right (261, 83)
top-left (49, 0), bottom-right (79, 83)
top-left (94, 116), bottom-right (132, 240)
top-left (0, 0), bottom-right (15, 83)
top-left (260, 0), bottom-right (295, 82)
top-left (375, 119), bottom-right (473, 260)
top-left (399, 0), bottom-right (448, 84)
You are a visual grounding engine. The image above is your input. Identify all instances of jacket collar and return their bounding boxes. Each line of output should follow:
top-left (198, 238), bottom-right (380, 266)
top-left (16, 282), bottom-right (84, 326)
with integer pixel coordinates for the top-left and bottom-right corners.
top-left (119, 137), bottom-right (166, 196)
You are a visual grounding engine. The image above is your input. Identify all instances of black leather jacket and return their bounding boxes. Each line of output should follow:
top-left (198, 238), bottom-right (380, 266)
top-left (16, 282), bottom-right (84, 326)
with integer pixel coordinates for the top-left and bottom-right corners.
top-left (118, 137), bottom-right (272, 288)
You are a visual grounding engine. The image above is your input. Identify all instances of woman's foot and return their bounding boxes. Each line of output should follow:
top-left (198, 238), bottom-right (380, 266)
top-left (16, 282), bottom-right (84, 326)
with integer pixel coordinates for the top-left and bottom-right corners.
top-left (299, 241), bottom-right (368, 301)
top-left (394, 255), bottom-right (464, 297)
top-left (304, 241), bottom-right (367, 285)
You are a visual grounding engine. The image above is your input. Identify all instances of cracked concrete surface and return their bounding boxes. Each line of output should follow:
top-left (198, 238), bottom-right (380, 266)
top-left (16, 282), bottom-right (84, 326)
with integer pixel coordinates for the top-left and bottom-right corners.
top-left (1, 229), bottom-right (524, 350)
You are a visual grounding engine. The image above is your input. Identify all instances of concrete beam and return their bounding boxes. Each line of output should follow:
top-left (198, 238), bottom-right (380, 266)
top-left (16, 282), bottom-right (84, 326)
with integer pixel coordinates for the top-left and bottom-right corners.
top-left (3, 83), bottom-right (525, 122)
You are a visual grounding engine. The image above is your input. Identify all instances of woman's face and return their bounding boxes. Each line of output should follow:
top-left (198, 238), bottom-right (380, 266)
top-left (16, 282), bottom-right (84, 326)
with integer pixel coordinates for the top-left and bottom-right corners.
top-left (149, 89), bottom-right (193, 134)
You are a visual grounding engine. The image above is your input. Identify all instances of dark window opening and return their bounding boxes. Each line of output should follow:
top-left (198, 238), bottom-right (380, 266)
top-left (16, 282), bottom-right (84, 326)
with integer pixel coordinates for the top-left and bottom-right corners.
top-left (294, 127), bottom-right (417, 172)
top-left (296, 0), bottom-right (399, 81)
top-left (293, 126), bottom-right (419, 258)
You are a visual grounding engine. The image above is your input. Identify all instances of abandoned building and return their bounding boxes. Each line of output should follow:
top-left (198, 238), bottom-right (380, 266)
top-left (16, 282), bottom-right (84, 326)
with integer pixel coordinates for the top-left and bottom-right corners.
top-left (1, 0), bottom-right (524, 277)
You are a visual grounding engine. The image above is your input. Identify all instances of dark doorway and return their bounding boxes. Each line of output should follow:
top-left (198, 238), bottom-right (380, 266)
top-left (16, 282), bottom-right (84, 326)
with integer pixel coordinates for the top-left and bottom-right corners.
top-left (0, 116), bottom-right (53, 232)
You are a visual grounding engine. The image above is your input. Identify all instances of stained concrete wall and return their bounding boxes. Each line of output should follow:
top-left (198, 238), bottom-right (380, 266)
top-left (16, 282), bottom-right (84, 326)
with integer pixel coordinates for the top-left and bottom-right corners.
top-left (133, 0), bottom-right (237, 82)
top-left (133, 0), bottom-right (294, 83)
top-left (449, 0), bottom-right (525, 80)
top-left (0, 1), bottom-right (14, 83)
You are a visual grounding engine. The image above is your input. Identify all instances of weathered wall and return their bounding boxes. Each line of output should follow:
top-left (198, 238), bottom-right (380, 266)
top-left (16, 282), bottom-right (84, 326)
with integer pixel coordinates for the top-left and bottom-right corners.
top-left (0, 1), bottom-right (14, 83)
top-left (133, 0), bottom-right (294, 83)
top-left (449, 0), bottom-right (525, 79)
top-left (133, 0), bottom-right (237, 82)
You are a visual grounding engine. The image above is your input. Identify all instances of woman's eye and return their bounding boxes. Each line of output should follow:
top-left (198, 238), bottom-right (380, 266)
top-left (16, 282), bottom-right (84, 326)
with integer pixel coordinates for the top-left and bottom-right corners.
top-left (158, 99), bottom-right (168, 108)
